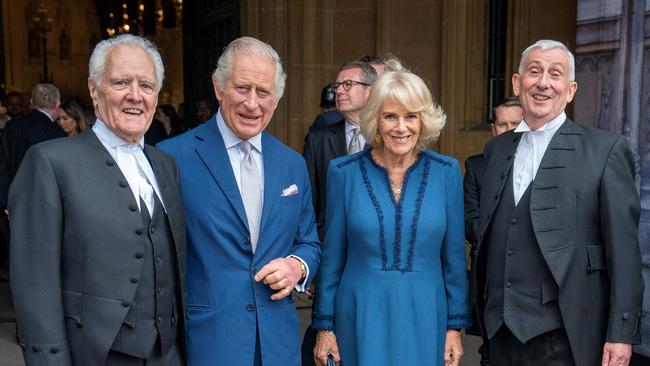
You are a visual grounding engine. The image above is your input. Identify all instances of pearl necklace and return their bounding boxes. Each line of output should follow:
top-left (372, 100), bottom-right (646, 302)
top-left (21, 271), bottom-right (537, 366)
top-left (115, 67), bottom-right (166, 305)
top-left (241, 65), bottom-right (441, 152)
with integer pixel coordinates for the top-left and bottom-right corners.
top-left (390, 182), bottom-right (402, 195)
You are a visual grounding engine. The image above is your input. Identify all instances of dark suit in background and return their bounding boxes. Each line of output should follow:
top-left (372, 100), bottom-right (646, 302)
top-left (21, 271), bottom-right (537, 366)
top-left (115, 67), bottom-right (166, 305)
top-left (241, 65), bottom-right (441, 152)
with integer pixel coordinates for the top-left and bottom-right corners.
top-left (473, 120), bottom-right (643, 366)
top-left (309, 110), bottom-right (344, 132)
top-left (10, 129), bottom-right (187, 365)
top-left (1, 109), bottom-right (65, 185)
top-left (463, 153), bottom-right (490, 366)
top-left (463, 153), bottom-right (486, 246)
top-left (0, 109), bottom-right (65, 268)
top-left (302, 119), bottom-right (346, 239)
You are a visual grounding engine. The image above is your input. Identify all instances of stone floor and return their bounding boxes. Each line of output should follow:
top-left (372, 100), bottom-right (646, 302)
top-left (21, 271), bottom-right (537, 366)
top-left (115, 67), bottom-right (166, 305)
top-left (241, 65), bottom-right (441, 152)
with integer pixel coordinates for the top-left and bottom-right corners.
top-left (0, 283), bottom-right (482, 365)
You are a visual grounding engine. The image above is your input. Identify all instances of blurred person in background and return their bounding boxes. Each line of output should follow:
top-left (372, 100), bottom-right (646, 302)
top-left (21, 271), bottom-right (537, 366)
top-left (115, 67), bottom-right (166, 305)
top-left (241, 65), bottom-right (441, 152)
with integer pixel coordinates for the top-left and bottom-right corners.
top-left (4, 91), bottom-right (26, 119)
top-left (57, 98), bottom-right (89, 136)
top-left (146, 104), bottom-right (185, 145)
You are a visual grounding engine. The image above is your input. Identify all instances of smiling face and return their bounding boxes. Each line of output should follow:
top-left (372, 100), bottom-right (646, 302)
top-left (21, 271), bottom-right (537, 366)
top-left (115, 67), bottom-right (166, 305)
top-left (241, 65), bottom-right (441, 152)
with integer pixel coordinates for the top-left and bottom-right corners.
top-left (56, 111), bottom-right (79, 135)
top-left (88, 45), bottom-right (158, 143)
top-left (377, 99), bottom-right (422, 158)
top-left (512, 47), bottom-right (577, 130)
top-left (214, 54), bottom-right (278, 140)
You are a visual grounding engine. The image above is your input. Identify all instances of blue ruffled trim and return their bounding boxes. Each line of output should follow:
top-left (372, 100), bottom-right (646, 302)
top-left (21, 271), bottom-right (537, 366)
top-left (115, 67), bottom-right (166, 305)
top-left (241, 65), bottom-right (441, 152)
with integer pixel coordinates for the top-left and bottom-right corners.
top-left (367, 152), bottom-right (424, 272)
top-left (447, 313), bottom-right (472, 329)
top-left (312, 312), bottom-right (336, 331)
top-left (360, 155), bottom-right (389, 270)
top-left (334, 152), bottom-right (365, 169)
top-left (406, 157), bottom-right (430, 272)
top-left (362, 151), bottom-right (430, 272)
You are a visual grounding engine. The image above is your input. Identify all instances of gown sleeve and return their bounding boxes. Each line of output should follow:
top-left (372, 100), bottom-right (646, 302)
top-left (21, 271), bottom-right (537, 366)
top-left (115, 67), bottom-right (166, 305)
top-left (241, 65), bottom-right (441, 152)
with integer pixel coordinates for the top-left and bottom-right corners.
top-left (441, 159), bottom-right (471, 329)
top-left (311, 161), bottom-right (348, 331)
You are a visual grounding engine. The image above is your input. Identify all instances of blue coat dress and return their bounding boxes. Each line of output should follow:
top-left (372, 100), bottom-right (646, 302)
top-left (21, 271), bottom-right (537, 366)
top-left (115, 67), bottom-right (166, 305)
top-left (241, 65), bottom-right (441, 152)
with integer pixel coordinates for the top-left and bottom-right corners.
top-left (312, 149), bottom-right (470, 366)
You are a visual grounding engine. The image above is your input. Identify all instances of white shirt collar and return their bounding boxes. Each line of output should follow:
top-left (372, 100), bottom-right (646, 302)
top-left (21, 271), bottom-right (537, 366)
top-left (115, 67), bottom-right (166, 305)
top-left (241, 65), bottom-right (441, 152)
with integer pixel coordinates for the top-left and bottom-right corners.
top-left (345, 120), bottom-right (359, 135)
top-left (216, 109), bottom-right (263, 153)
top-left (514, 111), bottom-right (566, 134)
top-left (92, 119), bottom-right (145, 149)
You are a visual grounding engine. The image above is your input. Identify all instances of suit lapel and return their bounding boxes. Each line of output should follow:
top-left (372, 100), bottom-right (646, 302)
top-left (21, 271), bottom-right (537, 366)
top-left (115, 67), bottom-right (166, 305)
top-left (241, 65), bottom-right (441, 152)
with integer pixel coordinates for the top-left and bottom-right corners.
top-left (143, 145), bottom-right (173, 206)
top-left (530, 120), bottom-right (579, 285)
top-left (259, 132), bottom-right (280, 242)
top-left (80, 128), bottom-right (114, 155)
top-left (477, 131), bottom-right (521, 251)
top-left (143, 145), bottom-right (187, 255)
top-left (194, 122), bottom-right (249, 228)
top-left (327, 122), bottom-right (347, 157)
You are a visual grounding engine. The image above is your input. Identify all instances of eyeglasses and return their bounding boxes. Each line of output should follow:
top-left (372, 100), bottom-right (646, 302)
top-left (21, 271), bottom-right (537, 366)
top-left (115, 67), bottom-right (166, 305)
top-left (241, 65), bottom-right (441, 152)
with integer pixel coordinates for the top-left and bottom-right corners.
top-left (332, 80), bottom-right (371, 91)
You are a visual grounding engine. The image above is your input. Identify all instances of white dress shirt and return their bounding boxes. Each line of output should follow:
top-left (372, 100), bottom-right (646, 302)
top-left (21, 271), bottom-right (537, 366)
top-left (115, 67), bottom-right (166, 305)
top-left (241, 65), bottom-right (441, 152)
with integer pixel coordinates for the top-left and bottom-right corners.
top-left (215, 110), bottom-right (309, 291)
top-left (512, 112), bottom-right (566, 205)
top-left (216, 111), bottom-right (265, 192)
top-left (93, 120), bottom-right (165, 214)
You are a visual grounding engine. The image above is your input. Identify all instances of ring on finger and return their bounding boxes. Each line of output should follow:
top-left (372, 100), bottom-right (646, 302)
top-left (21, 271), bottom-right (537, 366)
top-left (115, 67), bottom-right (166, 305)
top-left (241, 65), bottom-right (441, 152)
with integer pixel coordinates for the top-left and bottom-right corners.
top-left (283, 287), bottom-right (291, 295)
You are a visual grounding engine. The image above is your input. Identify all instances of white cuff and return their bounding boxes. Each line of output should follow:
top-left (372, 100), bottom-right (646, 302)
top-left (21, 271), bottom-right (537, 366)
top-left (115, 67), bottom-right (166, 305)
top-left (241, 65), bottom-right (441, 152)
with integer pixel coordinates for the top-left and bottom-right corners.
top-left (288, 255), bottom-right (309, 292)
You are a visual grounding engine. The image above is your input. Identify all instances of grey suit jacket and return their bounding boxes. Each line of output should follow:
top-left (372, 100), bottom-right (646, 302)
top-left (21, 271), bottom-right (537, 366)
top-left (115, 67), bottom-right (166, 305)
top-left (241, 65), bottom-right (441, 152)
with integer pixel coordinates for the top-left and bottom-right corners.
top-left (9, 129), bottom-right (187, 366)
top-left (472, 119), bottom-right (643, 366)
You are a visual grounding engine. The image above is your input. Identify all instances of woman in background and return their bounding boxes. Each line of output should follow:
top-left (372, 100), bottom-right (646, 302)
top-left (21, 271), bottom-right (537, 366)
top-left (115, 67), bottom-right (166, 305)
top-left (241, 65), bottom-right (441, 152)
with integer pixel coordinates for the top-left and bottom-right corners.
top-left (57, 99), bottom-right (88, 136)
top-left (146, 104), bottom-right (184, 145)
top-left (312, 69), bottom-right (469, 366)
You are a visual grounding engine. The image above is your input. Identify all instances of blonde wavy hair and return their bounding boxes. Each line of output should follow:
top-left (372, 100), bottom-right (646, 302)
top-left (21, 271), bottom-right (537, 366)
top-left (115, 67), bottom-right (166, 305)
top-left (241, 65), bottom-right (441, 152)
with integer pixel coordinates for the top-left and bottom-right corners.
top-left (360, 70), bottom-right (446, 151)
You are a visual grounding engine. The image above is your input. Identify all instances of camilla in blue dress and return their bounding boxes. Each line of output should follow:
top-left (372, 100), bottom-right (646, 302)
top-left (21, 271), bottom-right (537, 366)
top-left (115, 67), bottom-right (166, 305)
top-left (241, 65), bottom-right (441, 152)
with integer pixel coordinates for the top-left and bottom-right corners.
top-left (312, 70), bottom-right (469, 366)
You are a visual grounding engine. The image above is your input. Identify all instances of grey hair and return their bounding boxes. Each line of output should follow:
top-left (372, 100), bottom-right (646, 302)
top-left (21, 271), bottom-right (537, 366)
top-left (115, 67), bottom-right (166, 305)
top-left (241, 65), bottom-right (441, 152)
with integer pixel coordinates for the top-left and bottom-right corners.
top-left (518, 40), bottom-right (575, 81)
top-left (212, 37), bottom-right (287, 100)
top-left (89, 34), bottom-right (165, 92)
top-left (31, 83), bottom-right (60, 109)
top-left (339, 60), bottom-right (378, 85)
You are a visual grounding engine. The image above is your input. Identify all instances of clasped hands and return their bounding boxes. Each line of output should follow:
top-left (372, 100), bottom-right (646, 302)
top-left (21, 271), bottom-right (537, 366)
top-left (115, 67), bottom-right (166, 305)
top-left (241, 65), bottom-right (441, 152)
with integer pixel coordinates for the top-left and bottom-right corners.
top-left (254, 257), bottom-right (303, 300)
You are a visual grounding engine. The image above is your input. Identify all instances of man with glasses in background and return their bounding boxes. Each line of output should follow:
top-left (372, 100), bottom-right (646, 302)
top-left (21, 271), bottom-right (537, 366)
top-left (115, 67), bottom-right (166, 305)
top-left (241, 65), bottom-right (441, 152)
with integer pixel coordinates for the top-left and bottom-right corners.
top-left (301, 60), bottom-right (377, 366)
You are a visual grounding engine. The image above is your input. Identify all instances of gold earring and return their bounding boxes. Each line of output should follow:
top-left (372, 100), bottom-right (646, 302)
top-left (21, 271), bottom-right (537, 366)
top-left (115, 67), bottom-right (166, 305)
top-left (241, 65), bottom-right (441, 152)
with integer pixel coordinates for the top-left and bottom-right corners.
top-left (375, 134), bottom-right (382, 144)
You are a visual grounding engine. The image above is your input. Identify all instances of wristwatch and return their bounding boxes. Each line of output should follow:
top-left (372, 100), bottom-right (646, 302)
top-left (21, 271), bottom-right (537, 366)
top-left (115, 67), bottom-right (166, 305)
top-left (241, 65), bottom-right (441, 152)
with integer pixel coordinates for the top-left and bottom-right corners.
top-left (298, 260), bottom-right (307, 281)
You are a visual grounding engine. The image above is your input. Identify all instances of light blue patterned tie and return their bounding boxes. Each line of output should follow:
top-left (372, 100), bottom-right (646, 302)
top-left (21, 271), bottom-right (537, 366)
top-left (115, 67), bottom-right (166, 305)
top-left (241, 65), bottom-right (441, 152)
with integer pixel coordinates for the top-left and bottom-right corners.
top-left (348, 127), bottom-right (361, 155)
top-left (240, 141), bottom-right (262, 252)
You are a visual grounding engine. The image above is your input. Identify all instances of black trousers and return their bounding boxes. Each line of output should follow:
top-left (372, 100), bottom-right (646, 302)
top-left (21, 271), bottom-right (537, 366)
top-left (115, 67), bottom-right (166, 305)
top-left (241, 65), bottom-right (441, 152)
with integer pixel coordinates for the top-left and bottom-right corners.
top-left (301, 326), bottom-right (318, 366)
top-left (488, 327), bottom-right (574, 366)
top-left (105, 339), bottom-right (182, 366)
top-left (630, 352), bottom-right (650, 366)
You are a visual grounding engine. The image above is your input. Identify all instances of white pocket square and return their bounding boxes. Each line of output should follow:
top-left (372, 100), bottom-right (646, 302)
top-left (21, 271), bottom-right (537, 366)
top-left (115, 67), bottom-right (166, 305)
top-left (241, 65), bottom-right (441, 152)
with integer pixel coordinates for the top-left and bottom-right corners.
top-left (281, 184), bottom-right (299, 197)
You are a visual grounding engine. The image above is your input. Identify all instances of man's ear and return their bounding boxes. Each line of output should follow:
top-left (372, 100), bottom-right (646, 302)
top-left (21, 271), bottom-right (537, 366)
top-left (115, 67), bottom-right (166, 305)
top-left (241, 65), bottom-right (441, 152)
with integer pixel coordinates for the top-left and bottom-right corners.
top-left (213, 78), bottom-right (223, 103)
top-left (512, 73), bottom-right (521, 96)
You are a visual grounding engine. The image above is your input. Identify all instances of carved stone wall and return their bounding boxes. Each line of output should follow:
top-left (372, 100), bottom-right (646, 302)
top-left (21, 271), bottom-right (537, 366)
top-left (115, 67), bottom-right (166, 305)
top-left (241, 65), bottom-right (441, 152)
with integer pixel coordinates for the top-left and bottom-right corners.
top-left (241, 0), bottom-right (575, 159)
top-left (1, 0), bottom-right (183, 107)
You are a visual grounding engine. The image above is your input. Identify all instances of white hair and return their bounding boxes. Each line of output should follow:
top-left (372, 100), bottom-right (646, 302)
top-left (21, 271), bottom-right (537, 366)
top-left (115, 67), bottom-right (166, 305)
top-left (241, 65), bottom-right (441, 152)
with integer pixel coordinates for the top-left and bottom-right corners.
top-left (89, 34), bottom-right (165, 92)
top-left (212, 37), bottom-right (287, 100)
top-left (518, 39), bottom-right (575, 81)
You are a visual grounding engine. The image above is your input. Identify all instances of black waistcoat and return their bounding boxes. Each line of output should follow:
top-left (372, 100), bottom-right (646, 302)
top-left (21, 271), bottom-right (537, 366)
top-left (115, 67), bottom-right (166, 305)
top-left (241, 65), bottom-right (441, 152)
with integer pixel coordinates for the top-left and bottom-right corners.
top-left (483, 170), bottom-right (562, 343)
top-left (111, 194), bottom-right (180, 358)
